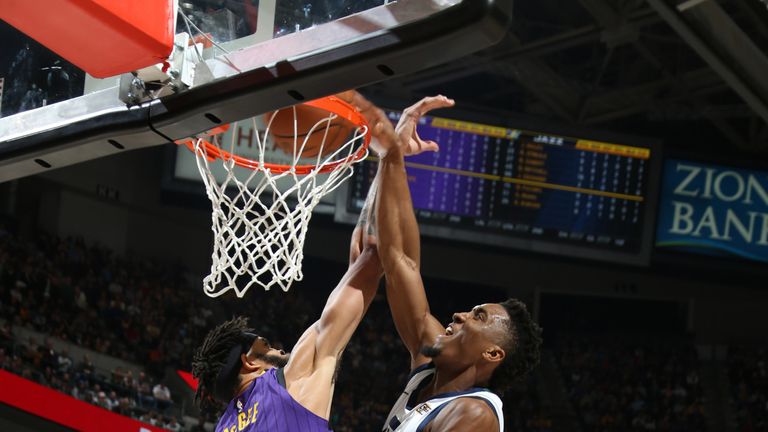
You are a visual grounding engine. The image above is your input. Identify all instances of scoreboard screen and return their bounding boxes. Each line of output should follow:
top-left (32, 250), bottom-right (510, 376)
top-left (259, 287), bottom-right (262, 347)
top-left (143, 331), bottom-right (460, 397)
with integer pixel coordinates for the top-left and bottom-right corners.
top-left (336, 111), bottom-right (661, 265)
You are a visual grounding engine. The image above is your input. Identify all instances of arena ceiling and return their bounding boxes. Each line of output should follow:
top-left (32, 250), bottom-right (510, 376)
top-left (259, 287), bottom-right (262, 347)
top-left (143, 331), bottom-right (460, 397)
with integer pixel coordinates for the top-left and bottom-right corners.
top-left (367, 0), bottom-right (768, 156)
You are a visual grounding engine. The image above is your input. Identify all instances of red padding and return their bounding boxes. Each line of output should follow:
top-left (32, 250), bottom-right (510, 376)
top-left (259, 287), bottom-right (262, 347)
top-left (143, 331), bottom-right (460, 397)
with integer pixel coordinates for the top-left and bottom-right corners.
top-left (177, 370), bottom-right (198, 391)
top-left (0, 369), bottom-right (167, 432)
top-left (1, 0), bottom-right (175, 78)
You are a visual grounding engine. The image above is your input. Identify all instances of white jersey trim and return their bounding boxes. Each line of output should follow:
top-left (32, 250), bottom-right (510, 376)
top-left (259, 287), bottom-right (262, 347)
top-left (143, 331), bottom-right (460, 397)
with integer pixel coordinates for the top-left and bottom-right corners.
top-left (383, 363), bottom-right (504, 432)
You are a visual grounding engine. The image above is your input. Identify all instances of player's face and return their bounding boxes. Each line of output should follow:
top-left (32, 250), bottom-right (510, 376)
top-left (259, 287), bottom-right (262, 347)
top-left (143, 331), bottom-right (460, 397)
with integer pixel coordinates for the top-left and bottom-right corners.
top-left (248, 336), bottom-right (290, 368)
top-left (431, 303), bottom-right (509, 366)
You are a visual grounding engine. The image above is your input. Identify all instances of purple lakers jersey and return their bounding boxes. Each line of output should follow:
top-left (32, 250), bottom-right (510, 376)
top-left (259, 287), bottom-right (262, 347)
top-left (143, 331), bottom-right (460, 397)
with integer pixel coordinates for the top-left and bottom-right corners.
top-left (215, 368), bottom-right (332, 432)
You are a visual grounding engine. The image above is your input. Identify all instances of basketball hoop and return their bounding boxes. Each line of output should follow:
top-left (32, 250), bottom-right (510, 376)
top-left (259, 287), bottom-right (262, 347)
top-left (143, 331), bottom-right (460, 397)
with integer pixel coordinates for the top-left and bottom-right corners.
top-left (176, 95), bottom-right (370, 297)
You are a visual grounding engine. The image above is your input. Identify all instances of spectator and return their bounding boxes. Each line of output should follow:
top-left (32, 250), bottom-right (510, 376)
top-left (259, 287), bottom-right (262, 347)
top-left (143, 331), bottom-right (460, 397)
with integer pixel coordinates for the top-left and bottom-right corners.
top-left (111, 365), bottom-right (126, 384)
top-left (71, 379), bottom-right (88, 400)
top-left (153, 382), bottom-right (172, 411)
top-left (74, 286), bottom-right (88, 310)
top-left (123, 369), bottom-right (136, 390)
top-left (0, 321), bottom-right (12, 350)
top-left (138, 412), bottom-right (152, 425)
top-left (76, 353), bottom-right (95, 381)
top-left (0, 347), bottom-right (7, 370)
top-left (136, 371), bottom-right (154, 408)
top-left (166, 416), bottom-right (183, 431)
top-left (95, 391), bottom-right (111, 410)
top-left (56, 348), bottom-right (72, 373)
top-left (729, 346), bottom-right (767, 431)
top-left (114, 396), bottom-right (135, 417)
top-left (107, 390), bottom-right (120, 411)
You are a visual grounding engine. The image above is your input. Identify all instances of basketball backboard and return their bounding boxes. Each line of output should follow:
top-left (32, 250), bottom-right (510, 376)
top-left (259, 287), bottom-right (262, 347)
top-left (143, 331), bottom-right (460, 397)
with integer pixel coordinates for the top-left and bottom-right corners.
top-left (0, 0), bottom-right (513, 183)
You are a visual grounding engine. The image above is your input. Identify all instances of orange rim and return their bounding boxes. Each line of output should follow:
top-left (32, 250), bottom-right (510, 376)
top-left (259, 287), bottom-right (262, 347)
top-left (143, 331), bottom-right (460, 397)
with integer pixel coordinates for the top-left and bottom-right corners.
top-left (175, 96), bottom-right (370, 175)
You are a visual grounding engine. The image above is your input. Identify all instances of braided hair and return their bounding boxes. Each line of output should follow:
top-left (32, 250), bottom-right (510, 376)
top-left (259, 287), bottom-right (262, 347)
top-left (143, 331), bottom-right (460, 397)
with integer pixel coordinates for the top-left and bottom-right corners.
top-left (192, 316), bottom-right (255, 412)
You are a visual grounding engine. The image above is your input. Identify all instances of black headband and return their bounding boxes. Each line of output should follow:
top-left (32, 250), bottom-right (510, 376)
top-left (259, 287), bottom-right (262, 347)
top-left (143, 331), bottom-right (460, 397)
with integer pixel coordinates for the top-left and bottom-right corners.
top-left (213, 332), bottom-right (257, 402)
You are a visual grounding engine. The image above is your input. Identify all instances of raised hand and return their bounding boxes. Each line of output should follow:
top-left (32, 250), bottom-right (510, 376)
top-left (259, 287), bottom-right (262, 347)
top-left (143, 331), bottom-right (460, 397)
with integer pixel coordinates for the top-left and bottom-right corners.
top-left (336, 90), bottom-right (400, 157)
top-left (395, 95), bottom-right (455, 156)
top-left (337, 91), bottom-right (455, 158)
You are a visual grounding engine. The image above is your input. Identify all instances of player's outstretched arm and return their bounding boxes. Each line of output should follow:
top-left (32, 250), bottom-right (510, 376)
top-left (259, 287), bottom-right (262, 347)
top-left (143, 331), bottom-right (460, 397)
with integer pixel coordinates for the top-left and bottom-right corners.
top-left (313, 185), bottom-right (382, 361)
top-left (379, 96), bottom-right (455, 369)
top-left (339, 91), bottom-right (456, 369)
top-left (282, 159), bottom-right (382, 418)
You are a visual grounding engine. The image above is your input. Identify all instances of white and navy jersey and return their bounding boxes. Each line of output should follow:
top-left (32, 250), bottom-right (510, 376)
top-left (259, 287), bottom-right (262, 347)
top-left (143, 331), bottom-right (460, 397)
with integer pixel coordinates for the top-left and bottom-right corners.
top-left (383, 363), bottom-right (504, 432)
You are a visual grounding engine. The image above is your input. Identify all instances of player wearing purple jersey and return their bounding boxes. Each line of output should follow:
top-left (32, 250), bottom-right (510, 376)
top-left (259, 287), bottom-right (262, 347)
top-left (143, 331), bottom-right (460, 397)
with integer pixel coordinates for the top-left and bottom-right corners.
top-left (192, 225), bottom-right (381, 430)
top-left (192, 214), bottom-right (382, 432)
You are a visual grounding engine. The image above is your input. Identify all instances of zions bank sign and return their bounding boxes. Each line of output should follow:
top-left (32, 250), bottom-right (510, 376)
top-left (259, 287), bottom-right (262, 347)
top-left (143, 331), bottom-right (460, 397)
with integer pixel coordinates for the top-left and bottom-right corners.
top-left (656, 159), bottom-right (768, 262)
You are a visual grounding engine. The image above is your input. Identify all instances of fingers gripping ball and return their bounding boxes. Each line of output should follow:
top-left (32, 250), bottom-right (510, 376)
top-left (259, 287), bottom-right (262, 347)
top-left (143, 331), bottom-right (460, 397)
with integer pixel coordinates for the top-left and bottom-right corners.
top-left (266, 104), bottom-right (355, 159)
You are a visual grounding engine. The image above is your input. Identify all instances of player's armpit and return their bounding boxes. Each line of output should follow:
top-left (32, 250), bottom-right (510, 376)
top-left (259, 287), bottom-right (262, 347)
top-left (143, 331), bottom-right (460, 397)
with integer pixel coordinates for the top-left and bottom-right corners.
top-left (427, 398), bottom-right (499, 432)
top-left (283, 322), bottom-right (321, 380)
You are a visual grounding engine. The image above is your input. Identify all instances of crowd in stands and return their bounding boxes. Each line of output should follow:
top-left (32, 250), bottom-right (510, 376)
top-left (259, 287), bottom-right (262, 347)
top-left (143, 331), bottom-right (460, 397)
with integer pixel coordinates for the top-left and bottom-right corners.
top-left (0, 227), bottom-right (204, 429)
top-left (728, 346), bottom-right (768, 432)
top-left (557, 336), bottom-right (707, 432)
top-left (0, 225), bottom-right (549, 431)
top-left (0, 327), bottom-right (181, 429)
top-left (0, 227), bottom-right (213, 376)
top-left (4, 224), bottom-right (768, 432)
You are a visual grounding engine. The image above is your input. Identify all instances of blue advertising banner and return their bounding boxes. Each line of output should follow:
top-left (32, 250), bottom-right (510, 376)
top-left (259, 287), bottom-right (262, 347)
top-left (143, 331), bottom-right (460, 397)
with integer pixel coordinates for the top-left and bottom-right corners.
top-left (656, 159), bottom-right (768, 262)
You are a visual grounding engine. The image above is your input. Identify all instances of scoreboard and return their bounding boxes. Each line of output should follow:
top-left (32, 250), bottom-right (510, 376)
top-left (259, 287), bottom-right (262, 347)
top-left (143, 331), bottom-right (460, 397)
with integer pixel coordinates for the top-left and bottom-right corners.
top-left (337, 111), bottom-right (661, 265)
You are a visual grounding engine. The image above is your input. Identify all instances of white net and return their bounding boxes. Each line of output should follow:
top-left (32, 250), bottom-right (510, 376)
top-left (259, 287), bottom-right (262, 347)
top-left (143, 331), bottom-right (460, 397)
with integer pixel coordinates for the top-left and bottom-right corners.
top-left (188, 103), bottom-right (369, 297)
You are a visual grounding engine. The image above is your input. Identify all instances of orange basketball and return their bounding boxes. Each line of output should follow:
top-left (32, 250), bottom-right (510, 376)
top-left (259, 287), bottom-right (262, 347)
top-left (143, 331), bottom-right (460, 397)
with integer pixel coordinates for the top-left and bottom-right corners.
top-left (266, 104), bottom-right (355, 159)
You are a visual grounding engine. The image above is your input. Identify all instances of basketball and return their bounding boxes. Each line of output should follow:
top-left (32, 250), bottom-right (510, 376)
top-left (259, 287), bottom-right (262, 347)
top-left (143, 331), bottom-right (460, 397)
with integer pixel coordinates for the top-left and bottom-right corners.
top-left (266, 104), bottom-right (355, 159)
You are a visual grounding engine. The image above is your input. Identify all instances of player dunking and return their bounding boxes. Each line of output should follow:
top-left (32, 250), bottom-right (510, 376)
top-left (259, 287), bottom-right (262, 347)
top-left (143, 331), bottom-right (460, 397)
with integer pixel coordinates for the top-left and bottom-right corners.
top-left (191, 188), bottom-right (383, 431)
top-left (341, 91), bottom-right (543, 432)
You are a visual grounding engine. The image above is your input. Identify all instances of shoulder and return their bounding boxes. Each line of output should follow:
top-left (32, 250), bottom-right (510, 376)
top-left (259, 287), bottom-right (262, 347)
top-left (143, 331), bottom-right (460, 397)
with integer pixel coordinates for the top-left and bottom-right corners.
top-left (429, 397), bottom-right (499, 432)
